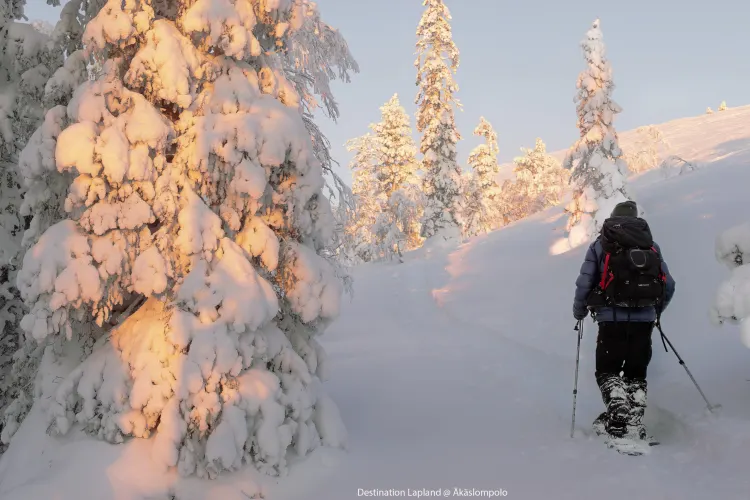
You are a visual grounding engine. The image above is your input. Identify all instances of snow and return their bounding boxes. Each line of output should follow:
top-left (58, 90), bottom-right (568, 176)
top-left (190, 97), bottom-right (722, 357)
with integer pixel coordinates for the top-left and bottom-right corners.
top-left (3, 104), bottom-right (750, 498)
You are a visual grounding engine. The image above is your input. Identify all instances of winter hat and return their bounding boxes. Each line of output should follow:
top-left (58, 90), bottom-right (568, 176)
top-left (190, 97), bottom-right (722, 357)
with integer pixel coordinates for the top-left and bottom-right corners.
top-left (611, 200), bottom-right (638, 218)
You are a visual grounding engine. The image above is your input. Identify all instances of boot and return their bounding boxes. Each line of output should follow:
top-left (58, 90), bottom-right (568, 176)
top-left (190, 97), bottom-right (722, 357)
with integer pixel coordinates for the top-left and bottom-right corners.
top-left (592, 412), bottom-right (607, 436)
top-left (625, 378), bottom-right (655, 442)
top-left (596, 374), bottom-right (629, 438)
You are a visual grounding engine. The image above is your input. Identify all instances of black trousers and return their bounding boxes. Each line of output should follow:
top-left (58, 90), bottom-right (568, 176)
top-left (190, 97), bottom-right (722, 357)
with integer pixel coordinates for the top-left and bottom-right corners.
top-left (595, 321), bottom-right (654, 379)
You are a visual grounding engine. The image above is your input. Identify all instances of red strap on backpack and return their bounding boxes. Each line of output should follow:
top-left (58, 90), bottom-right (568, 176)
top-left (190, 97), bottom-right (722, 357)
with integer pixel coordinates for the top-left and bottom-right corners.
top-left (651, 246), bottom-right (667, 283)
top-left (600, 253), bottom-right (614, 289)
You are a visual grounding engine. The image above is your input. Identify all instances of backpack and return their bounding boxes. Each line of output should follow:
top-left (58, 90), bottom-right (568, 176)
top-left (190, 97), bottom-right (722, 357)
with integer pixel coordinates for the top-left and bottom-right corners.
top-left (586, 216), bottom-right (667, 309)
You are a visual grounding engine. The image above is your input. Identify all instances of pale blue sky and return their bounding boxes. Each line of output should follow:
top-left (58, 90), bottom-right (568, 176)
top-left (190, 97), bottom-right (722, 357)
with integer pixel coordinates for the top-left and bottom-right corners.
top-left (26, 0), bottom-right (750, 185)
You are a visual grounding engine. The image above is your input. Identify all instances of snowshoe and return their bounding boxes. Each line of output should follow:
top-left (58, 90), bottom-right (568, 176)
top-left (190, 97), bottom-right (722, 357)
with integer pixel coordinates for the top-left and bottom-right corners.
top-left (629, 425), bottom-right (659, 446)
top-left (604, 436), bottom-right (650, 456)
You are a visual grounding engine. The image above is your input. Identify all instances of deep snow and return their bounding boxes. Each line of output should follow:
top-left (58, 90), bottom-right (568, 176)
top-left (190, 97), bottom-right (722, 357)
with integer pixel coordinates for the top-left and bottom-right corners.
top-left (2, 110), bottom-right (750, 499)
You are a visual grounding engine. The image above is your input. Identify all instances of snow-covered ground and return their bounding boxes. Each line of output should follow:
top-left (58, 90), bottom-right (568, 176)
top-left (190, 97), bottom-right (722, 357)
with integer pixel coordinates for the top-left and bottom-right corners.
top-left (2, 110), bottom-right (750, 499)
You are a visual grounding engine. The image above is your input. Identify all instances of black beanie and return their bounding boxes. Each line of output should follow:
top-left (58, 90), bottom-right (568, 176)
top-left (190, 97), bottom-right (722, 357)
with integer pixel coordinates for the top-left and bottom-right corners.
top-left (611, 200), bottom-right (638, 218)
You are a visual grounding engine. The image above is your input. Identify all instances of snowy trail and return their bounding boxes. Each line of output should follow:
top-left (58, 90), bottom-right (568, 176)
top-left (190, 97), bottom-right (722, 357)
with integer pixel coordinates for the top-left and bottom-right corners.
top-left (277, 159), bottom-right (750, 500)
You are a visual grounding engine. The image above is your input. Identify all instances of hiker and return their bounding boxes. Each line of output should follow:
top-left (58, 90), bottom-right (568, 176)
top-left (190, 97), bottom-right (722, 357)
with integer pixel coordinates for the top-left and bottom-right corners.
top-left (572, 200), bottom-right (676, 442)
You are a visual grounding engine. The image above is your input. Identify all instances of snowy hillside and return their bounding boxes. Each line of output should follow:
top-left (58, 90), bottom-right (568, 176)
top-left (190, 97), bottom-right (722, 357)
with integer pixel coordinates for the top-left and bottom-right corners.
top-left (1, 111), bottom-right (750, 499)
top-left (500, 105), bottom-right (750, 180)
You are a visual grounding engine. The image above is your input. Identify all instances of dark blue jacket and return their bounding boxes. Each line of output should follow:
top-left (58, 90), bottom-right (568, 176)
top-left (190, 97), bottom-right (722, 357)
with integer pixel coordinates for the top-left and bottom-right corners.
top-left (573, 239), bottom-right (676, 322)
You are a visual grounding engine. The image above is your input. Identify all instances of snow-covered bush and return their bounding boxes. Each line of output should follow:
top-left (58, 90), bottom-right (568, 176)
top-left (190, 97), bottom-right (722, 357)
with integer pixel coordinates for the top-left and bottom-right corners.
top-left (415, 0), bottom-right (463, 242)
top-left (14, 0), bottom-right (347, 479)
top-left (659, 154), bottom-right (700, 178)
top-left (706, 107), bottom-right (714, 114)
top-left (711, 223), bottom-right (750, 346)
top-left (557, 19), bottom-right (633, 252)
top-left (463, 117), bottom-right (501, 237)
top-left (623, 125), bottom-right (671, 174)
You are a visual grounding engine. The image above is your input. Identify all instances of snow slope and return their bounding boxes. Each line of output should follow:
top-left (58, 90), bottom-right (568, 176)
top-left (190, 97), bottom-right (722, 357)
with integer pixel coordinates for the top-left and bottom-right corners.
top-left (499, 104), bottom-right (750, 180)
top-left (2, 111), bottom-right (750, 499)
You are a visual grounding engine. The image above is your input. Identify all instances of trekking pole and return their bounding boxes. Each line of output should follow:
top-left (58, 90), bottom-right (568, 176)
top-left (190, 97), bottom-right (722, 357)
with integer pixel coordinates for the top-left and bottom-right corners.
top-left (657, 322), bottom-right (721, 413)
top-left (570, 320), bottom-right (584, 438)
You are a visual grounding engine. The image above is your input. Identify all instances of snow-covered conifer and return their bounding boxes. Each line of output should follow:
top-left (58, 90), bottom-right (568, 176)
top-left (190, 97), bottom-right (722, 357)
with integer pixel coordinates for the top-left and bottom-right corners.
top-left (370, 94), bottom-right (421, 257)
top-left (372, 95), bottom-right (419, 199)
top-left (513, 138), bottom-right (568, 218)
top-left (706, 107), bottom-right (714, 114)
top-left (463, 117), bottom-right (501, 237)
top-left (559, 19), bottom-right (632, 250)
top-left (711, 224), bottom-right (750, 346)
top-left (343, 133), bottom-right (382, 262)
top-left (718, 100), bottom-right (728, 111)
top-left (14, 0), bottom-right (347, 479)
top-left (415, 0), bottom-right (463, 242)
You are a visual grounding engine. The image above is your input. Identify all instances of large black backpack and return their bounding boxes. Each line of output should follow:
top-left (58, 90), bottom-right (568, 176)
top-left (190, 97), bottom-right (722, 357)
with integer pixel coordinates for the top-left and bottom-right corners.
top-left (587, 216), bottom-right (666, 309)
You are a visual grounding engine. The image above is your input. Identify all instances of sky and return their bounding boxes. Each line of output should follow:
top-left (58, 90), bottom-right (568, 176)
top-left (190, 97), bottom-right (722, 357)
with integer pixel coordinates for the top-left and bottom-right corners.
top-left (24, 0), bottom-right (750, 186)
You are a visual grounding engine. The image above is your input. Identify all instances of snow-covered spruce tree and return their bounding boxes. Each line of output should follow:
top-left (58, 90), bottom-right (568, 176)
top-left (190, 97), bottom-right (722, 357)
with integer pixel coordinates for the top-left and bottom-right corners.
top-left (15, 0), bottom-right (347, 479)
top-left (343, 133), bottom-right (382, 262)
top-left (462, 117), bottom-right (501, 237)
top-left (711, 223), bottom-right (750, 346)
top-left (718, 100), bottom-right (728, 111)
top-left (512, 138), bottom-right (568, 219)
top-left (459, 170), bottom-right (482, 237)
top-left (706, 107), bottom-right (714, 114)
top-left (623, 126), bottom-right (670, 174)
top-left (560, 19), bottom-right (632, 250)
top-left (415, 0), bottom-right (463, 242)
top-left (370, 94), bottom-right (422, 258)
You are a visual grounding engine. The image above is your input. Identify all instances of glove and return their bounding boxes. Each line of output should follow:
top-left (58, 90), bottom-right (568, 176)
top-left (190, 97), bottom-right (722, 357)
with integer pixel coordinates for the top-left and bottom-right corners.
top-left (573, 308), bottom-right (587, 321)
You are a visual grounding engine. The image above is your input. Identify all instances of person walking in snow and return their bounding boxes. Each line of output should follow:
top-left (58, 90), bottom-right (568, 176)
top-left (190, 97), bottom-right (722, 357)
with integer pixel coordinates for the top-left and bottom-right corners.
top-left (572, 201), bottom-right (676, 443)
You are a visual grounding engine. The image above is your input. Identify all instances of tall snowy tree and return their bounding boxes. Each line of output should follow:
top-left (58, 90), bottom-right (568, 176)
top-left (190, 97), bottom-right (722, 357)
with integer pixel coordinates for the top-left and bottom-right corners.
top-left (463, 117), bottom-right (501, 237)
top-left (560, 19), bottom-right (632, 250)
top-left (718, 100), bottom-right (728, 112)
top-left (12, 0), bottom-right (347, 479)
top-left (711, 223), bottom-right (750, 346)
top-left (513, 138), bottom-right (569, 216)
top-left (414, 0), bottom-right (462, 242)
top-left (370, 94), bottom-right (422, 258)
